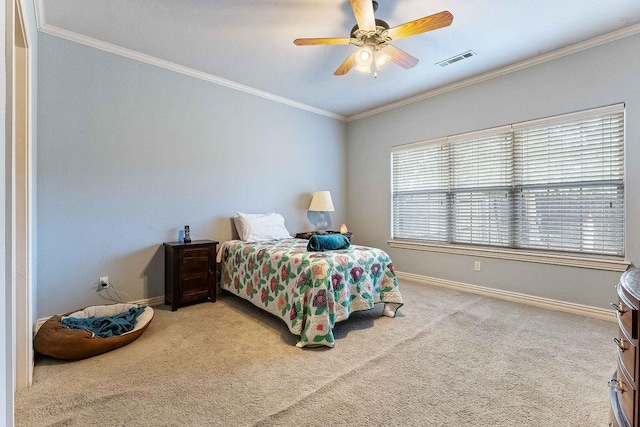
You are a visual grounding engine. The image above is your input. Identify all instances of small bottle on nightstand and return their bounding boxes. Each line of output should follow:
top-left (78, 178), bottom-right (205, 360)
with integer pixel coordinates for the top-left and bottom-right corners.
top-left (184, 225), bottom-right (191, 243)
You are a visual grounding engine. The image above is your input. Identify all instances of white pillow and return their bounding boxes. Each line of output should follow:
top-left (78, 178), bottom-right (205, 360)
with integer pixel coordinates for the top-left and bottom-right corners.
top-left (236, 212), bottom-right (291, 241)
top-left (233, 212), bottom-right (272, 240)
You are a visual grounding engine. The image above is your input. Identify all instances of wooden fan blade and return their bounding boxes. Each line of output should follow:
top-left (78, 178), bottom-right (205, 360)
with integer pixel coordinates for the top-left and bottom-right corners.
top-left (334, 51), bottom-right (357, 76)
top-left (350, 0), bottom-right (376, 31)
top-left (294, 37), bottom-right (352, 46)
top-left (382, 44), bottom-right (419, 69)
top-left (386, 10), bottom-right (453, 40)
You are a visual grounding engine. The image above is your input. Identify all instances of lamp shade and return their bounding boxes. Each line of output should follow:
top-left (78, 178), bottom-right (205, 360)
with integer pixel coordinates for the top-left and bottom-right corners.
top-left (355, 45), bottom-right (374, 73)
top-left (374, 49), bottom-right (390, 69)
top-left (355, 45), bottom-right (373, 67)
top-left (308, 191), bottom-right (335, 212)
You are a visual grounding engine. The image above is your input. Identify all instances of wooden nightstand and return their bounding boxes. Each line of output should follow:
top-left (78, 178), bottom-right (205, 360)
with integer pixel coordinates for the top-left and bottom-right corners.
top-left (295, 231), bottom-right (353, 240)
top-left (164, 240), bottom-right (218, 311)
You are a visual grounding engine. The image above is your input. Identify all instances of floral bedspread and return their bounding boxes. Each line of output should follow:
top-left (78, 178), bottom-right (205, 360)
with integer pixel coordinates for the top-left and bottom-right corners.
top-left (219, 238), bottom-right (403, 348)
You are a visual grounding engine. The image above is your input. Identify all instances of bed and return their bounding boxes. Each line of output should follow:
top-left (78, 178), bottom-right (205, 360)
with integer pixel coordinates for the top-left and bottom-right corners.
top-left (219, 237), bottom-right (403, 348)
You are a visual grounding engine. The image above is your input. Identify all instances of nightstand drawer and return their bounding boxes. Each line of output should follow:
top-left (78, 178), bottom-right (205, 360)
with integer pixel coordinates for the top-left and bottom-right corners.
top-left (616, 365), bottom-right (636, 427)
top-left (610, 370), bottom-right (632, 427)
top-left (181, 250), bottom-right (211, 275)
top-left (615, 285), bottom-right (637, 340)
top-left (182, 247), bottom-right (210, 259)
top-left (616, 331), bottom-right (637, 385)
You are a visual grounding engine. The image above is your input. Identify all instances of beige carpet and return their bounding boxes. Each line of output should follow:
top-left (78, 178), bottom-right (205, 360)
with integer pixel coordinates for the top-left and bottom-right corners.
top-left (16, 280), bottom-right (615, 426)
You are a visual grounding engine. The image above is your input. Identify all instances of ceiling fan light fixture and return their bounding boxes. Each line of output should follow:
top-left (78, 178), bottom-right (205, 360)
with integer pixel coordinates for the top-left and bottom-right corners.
top-left (355, 64), bottom-right (372, 73)
top-left (355, 45), bottom-right (374, 67)
top-left (293, 2), bottom-right (453, 77)
top-left (354, 44), bottom-right (374, 74)
top-left (374, 48), bottom-right (390, 69)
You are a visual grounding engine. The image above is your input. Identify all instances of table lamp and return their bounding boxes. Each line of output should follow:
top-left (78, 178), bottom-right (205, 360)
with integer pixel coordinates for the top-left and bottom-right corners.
top-left (308, 190), bottom-right (334, 233)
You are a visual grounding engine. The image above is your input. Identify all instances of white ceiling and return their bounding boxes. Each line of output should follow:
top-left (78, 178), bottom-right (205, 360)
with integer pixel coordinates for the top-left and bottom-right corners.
top-left (38, 0), bottom-right (640, 120)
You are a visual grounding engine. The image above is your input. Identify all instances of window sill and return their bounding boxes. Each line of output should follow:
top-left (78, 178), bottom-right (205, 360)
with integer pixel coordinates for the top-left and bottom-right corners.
top-left (387, 240), bottom-right (630, 272)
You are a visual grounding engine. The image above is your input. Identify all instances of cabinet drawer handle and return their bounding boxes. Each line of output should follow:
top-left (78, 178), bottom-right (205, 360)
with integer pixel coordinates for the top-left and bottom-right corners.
top-left (608, 379), bottom-right (625, 393)
top-left (613, 337), bottom-right (627, 351)
top-left (610, 302), bottom-right (625, 314)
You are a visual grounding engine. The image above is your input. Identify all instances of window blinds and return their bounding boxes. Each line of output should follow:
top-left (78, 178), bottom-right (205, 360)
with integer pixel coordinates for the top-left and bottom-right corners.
top-left (450, 130), bottom-right (513, 246)
top-left (392, 140), bottom-right (450, 242)
top-left (512, 106), bottom-right (624, 255)
top-left (391, 104), bottom-right (624, 257)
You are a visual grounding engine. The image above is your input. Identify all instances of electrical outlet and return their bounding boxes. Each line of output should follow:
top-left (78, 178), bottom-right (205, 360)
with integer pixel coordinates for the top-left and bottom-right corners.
top-left (474, 261), bottom-right (481, 272)
top-left (99, 276), bottom-right (109, 288)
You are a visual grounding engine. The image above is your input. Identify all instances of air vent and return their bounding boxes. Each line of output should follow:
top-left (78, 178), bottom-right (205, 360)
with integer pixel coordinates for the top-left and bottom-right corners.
top-left (436, 50), bottom-right (476, 67)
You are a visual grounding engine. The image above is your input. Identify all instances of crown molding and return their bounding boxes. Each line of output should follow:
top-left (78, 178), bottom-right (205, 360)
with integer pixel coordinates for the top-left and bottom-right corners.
top-left (36, 23), bottom-right (346, 122)
top-left (347, 23), bottom-right (640, 121)
top-left (33, 0), bottom-right (640, 123)
top-left (34, 0), bottom-right (45, 29)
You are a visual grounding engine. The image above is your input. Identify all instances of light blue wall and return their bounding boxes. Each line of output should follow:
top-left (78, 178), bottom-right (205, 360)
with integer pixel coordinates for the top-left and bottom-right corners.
top-left (36, 34), bottom-right (346, 317)
top-left (346, 33), bottom-right (640, 309)
top-left (37, 29), bottom-right (640, 316)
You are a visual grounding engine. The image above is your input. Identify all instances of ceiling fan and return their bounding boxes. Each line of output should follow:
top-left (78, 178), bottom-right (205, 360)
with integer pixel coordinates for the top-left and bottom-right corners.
top-left (293, 0), bottom-right (453, 77)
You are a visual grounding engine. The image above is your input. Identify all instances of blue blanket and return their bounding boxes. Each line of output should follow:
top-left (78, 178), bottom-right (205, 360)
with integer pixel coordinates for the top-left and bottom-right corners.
top-left (62, 306), bottom-right (147, 338)
top-left (307, 234), bottom-right (351, 252)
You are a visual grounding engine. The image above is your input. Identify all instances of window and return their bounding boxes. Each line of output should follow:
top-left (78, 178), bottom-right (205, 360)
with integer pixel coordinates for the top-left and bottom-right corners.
top-left (391, 104), bottom-right (625, 259)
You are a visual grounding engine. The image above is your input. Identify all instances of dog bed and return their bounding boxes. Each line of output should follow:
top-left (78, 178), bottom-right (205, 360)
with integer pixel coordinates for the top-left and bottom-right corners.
top-left (34, 303), bottom-right (154, 360)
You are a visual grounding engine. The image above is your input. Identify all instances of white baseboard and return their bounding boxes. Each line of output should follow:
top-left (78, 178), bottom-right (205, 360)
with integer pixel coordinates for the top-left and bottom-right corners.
top-left (133, 295), bottom-right (166, 307)
top-left (34, 295), bottom-right (167, 334)
top-left (396, 271), bottom-right (616, 322)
